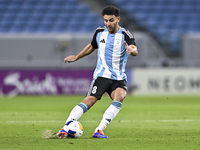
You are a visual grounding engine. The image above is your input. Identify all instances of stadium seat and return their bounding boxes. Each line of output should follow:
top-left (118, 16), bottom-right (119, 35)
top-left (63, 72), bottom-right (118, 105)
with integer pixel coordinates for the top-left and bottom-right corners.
top-left (34, 4), bottom-right (48, 13)
top-left (24, 19), bottom-right (40, 32)
top-left (66, 0), bottom-right (79, 5)
top-left (71, 12), bottom-right (87, 21)
top-left (0, 0), bottom-right (10, 5)
top-left (0, 4), bottom-right (7, 13)
top-left (51, 0), bottom-right (66, 6)
top-left (0, 19), bottom-right (13, 32)
top-left (10, 26), bottom-right (24, 32)
top-left (61, 5), bottom-right (75, 14)
top-left (7, 4), bottom-right (22, 13)
top-left (66, 26), bottom-right (79, 32)
top-left (44, 12), bottom-right (59, 21)
top-left (74, 4), bottom-right (89, 14)
top-left (48, 5), bottom-right (61, 13)
top-left (12, 20), bottom-right (27, 30)
top-left (133, 12), bottom-right (147, 26)
top-left (87, 12), bottom-right (100, 21)
top-left (57, 13), bottom-right (71, 23)
top-left (30, 12), bottom-right (45, 21)
top-left (2, 11), bottom-right (17, 20)
top-left (25, 0), bottom-right (38, 5)
top-left (52, 25), bottom-right (67, 32)
top-left (20, 4), bottom-right (35, 14)
top-left (16, 12), bottom-right (31, 21)
top-left (37, 0), bottom-right (52, 5)
top-left (155, 27), bottom-right (169, 43)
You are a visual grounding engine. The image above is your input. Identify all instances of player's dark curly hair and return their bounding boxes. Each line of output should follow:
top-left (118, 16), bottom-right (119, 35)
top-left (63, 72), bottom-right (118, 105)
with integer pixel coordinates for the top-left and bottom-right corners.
top-left (102, 5), bottom-right (120, 17)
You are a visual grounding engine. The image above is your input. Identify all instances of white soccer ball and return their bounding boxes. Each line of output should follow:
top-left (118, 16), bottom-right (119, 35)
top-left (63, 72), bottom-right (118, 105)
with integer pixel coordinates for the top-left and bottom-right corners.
top-left (64, 120), bottom-right (83, 138)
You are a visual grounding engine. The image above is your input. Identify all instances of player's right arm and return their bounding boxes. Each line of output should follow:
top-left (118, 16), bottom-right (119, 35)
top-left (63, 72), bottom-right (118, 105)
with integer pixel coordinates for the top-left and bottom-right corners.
top-left (64, 43), bottom-right (95, 63)
top-left (64, 27), bottom-right (102, 63)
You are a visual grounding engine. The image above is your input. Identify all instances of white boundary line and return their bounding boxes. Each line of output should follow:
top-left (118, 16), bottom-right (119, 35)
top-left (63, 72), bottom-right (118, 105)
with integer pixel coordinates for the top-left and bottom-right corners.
top-left (0, 119), bottom-right (199, 124)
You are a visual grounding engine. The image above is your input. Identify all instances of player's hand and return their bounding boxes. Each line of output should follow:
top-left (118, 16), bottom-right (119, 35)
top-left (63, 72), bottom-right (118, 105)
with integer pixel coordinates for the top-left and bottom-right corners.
top-left (124, 41), bottom-right (132, 55)
top-left (64, 55), bottom-right (77, 63)
top-left (124, 41), bottom-right (137, 56)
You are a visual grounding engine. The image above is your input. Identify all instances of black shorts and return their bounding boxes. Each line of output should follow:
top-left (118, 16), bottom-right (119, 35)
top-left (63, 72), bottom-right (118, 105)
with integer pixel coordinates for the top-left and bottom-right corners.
top-left (86, 77), bottom-right (127, 100)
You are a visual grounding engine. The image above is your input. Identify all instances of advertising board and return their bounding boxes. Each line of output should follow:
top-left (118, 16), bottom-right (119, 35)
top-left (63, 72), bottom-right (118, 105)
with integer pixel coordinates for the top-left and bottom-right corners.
top-left (0, 70), bottom-right (93, 96)
top-left (133, 68), bottom-right (200, 95)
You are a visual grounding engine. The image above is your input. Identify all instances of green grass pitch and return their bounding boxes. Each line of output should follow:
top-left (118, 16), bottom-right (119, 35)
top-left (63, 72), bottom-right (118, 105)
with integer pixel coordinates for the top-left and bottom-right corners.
top-left (0, 95), bottom-right (200, 150)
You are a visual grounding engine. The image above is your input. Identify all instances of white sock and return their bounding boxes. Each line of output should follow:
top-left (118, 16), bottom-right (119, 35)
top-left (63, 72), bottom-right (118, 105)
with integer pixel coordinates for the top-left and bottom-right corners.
top-left (65, 102), bottom-right (88, 124)
top-left (65, 105), bottom-right (84, 124)
top-left (95, 102), bottom-right (121, 132)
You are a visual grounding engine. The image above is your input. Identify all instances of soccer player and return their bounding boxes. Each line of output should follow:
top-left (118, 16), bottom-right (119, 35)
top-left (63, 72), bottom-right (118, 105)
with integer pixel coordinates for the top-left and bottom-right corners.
top-left (57, 5), bottom-right (138, 138)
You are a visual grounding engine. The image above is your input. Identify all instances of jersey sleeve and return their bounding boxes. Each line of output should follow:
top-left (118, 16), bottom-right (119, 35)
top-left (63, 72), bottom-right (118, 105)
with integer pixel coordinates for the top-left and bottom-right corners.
top-left (91, 29), bottom-right (98, 49)
top-left (123, 29), bottom-right (137, 46)
top-left (91, 27), bottom-right (105, 49)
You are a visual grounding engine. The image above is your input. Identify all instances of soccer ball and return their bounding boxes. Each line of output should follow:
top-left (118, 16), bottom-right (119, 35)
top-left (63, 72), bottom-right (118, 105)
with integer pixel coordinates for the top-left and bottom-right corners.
top-left (64, 120), bottom-right (83, 138)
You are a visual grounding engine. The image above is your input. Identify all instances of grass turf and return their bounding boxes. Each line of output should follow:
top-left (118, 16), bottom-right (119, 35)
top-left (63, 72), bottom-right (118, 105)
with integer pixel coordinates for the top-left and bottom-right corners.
top-left (0, 95), bottom-right (200, 150)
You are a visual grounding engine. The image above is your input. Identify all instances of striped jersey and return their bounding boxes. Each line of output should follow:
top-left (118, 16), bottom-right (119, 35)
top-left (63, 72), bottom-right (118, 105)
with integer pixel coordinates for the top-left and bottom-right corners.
top-left (91, 26), bottom-right (136, 81)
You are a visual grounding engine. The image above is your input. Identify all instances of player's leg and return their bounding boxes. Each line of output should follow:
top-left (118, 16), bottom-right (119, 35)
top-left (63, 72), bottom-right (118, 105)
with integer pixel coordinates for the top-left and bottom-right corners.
top-left (64, 77), bottom-right (112, 123)
top-left (65, 96), bottom-right (98, 123)
top-left (65, 86), bottom-right (125, 125)
top-left (57, 96), bottom-right (98, 138)
top-left (93, 80), bottom-right (127, 138)
top-left (58, 77), bottom-right (110, 138)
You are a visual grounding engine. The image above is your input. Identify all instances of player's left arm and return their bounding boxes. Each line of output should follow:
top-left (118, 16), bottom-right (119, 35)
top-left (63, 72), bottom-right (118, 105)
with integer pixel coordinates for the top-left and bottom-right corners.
top-left (123, 29), bottom-right (138, 56)
top-left (124, 41), bottom-right (138, 56)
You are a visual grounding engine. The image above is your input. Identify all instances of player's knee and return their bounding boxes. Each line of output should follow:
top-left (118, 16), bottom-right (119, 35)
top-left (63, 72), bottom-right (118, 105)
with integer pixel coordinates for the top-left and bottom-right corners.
top-left (119, 89), bottom-right (127, 101)
top-left (111, 88), bottom-right (127, 102)
top-left (117, 96), bottom-right (125, 103)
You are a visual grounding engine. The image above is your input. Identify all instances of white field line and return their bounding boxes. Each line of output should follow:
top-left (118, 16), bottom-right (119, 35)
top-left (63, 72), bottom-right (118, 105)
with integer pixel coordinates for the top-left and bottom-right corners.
top-left (120, 119), bottom-right (196, 122)
top-left (0, 119), bottom-right (199, 124)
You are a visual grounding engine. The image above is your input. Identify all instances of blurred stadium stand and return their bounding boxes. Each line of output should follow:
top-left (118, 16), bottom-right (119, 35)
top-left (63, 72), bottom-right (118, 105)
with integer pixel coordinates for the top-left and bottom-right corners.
top-left (0, 0), bottom-right (104, 33)
top-left (0, 0), bottom-right (200, 68)
top-left (106, 0), bottom-right (200, 56)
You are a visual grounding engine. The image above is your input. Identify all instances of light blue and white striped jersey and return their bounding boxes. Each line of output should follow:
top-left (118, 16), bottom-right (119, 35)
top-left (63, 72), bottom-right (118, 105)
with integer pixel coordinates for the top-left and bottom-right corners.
top-left (91, 26), bottom-right (136, 81)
